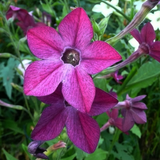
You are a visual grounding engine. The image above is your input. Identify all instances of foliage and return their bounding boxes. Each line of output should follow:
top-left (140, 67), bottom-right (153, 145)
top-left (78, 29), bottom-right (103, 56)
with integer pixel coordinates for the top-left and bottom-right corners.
top-left (0, 0), bottom-right (160, 160)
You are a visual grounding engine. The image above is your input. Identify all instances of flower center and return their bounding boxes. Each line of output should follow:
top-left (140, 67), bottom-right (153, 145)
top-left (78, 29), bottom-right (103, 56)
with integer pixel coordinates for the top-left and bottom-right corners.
top-left (138, 43), bottom-right (150, 54)
top-left (125, 100), bottom-right (132, 109)
top-left (61, 49), bottom-right (80, 66)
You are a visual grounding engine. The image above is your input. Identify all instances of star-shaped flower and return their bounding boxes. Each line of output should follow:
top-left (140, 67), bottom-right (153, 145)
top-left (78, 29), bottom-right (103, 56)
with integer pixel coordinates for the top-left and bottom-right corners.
top-left (31, 84), bottom-right (118, 153)
top-left (24, 8), bottom-right (121, 112)
top-left (130, 22), bottom-right (160, 62)
top-left (121, 94), bottom-right (147, 132)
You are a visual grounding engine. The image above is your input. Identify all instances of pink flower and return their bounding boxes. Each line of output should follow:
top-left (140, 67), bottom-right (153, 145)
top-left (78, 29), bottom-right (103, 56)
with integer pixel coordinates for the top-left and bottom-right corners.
top-left (130, 22), bottom-right (160, 62)
top-left (106, 109), bottom-right (124, 132)
top-left (24, 8), bottom-right (121, 112)
top-left (31, 84), bottom-right (118, 153)
top-left (112, 71), bottom-right (123, 84)
top-left (121, 95), bottom-right (147, 132)
top-left (6, 5), bottom-right (44, 35)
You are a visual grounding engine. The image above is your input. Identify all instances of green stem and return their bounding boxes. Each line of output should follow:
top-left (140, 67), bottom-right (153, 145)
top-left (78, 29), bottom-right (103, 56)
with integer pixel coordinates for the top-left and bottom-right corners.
top-left (101, 0), bottom-right (131, 22)
top-left (23, 93), bottom-right (34, 121)
top-left (64, 0), bottom-right (70, 13)
top-left (106, 5), bottom-right (150, 45)
top-left (0, 11), bottom-right (25, 70)
top-left (117, 66), bottom-right (137, 95)
top-left (76, 0), bottom-right (80, 7)
top-left (57, 138), bottom-right (69, 160)
top-left (106, 129), bottom-right (121, 159)
top-left (94, 50), bottom-right (142, 79)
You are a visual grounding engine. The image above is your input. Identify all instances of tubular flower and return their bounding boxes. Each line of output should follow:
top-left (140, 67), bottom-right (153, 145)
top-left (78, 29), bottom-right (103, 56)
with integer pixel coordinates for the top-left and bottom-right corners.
top-left (6, 5), bottom-right (44, 35)
top-left (24, 7), bottom-right (121, 113)
top-left (121, 95), bottom-right (147, 132)
top-left (31, 84), bottom-right (118, 153)
top-left (130, 22), bottom-right (160, 62)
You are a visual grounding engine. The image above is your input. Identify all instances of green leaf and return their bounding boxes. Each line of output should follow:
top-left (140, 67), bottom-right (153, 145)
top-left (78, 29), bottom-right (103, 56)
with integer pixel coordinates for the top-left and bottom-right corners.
top-left (2, 149), bottom-right (18, 160)
top-left (125, 60), bottom-right (160, 95)
top-left (98, 15), bottom-right (111, 35)
top-left (130, 124), bottom-right (141, 138)
top-left (0, 58), bottom-right (19, 99)
top-left (112, 143), bottom-right (134, 160)
top-left (84, 149), bottom-right (108, 160)
top-left (61, 154), bottom-right (76, 160)
top-left (93, 78), bottom-right (108, 92)
top-left (91, 18), bottom-right (100, 35)
top-left (2, 119), bottom-right (24, 134)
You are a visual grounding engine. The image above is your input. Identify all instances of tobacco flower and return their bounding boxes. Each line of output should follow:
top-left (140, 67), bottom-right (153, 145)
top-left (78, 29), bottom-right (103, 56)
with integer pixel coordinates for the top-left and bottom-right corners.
top-left (121, 94), bottom-right (147, 132)
top-left (31, 84), bottom-right (118, 153)
top-left (24, 7), bottom-right (121, 112)
top-left (6, 5), bottom-right (44, 34)
top-left (130, 22), bottom-right (160, 62)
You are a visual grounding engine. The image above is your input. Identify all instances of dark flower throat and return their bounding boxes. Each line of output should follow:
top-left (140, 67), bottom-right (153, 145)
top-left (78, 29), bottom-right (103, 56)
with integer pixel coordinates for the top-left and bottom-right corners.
top-left (61, 49), bottom-right (80, 66)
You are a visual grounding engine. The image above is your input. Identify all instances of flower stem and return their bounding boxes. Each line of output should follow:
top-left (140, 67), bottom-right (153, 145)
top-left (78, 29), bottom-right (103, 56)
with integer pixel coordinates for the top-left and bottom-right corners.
top-left (106, 129), bottom-right (121, 160)
top-left (57, 138), bottom-right (69, 160)
top-left (100, 122), bottom-right (110, 132)
top-left (106, 4), bottom-right (150, 45)
top-left (94, 50), bottom-right (142, 79)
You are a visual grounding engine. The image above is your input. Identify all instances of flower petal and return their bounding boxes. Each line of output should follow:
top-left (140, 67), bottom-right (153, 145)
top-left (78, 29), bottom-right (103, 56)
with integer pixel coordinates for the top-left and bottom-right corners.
top-left (88, 88), bottom-right (118, 116)
top-left (141, 22), bottom-right (156, 44)
top-left (109, 109), bottom-right (119, 119)
top-left (150, 41), bottom-right (160, 62)
top-left (66, 107), bottom-right (100, 153)
top-left (58, 8), bottom-right (93, 51)
top-left (132, 102), bottom-right (147, 110)
top-left (62, 67), bottom-right (95, 113)
top-left (27, 26), bottom-right (65, 59)
top-left (31, 104), bottom-right (67, 141)
top-left (129, 95), bottom-right (146, 102)
top-left (131, 108), bottom-right (147, 124)
top-left (130, 29), bottom-right (142, 44)
top-left (24, 60), bottom-right (67, 96)
top-left (122, 109), bottom-right (134, 132)
top-left (37, 84), bottom-right (64, 104)
top-left (115, 118), bottom-right (123, 131)
top-left (80, 41), bottom-right (121, 74)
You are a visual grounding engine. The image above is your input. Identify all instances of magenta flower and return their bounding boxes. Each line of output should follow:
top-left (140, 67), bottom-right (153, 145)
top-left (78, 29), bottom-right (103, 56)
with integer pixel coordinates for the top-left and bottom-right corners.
top-left (121, 95), bottom-right (147, 132)
top-left (112, 71), bottom-right (123, 84)
top-left (97, 70), bottom-right (123, 84)
top-left (130, 22), bottom-right (160, 62)
top-left (31, 84), bottom-right (118, 153)
top-left (6, 5), bottom-right (44, 35)
top-left (24, 8), bottom-right (121, 112)
top-left (106, 109), bottom-right (124, 132)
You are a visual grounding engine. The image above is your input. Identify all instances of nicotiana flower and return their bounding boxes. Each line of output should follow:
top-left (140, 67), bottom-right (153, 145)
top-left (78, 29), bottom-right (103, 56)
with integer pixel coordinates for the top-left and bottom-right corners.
top-left (28, 141), bottom-right (48, 159)
top-left (31, 84), bottom-right (118, 153)
top-left (119, 94), bottom-right (147, 132)
top-left (98, 70), bottom-right (123, 84)
top-left (100, 109), bottom-right (124, 132)
top-left (24, 8), bottom-right (121, 113)
top-left (130, 22), bottom-right (160, 62)
top-left (92, 0), bottom-right (121, 17)
top-left (6, 5), bottom-right (44, 35)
